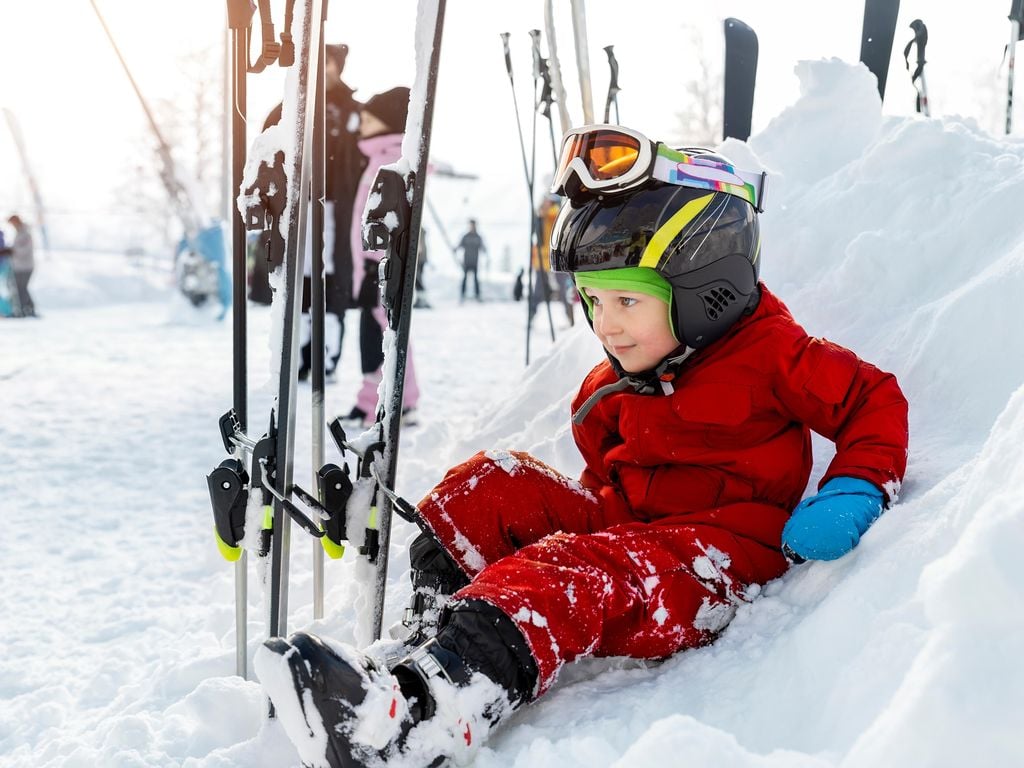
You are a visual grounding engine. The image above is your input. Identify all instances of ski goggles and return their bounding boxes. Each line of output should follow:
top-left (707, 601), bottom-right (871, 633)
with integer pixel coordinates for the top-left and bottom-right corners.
top-left (550, 124), bottom-right (766, 212)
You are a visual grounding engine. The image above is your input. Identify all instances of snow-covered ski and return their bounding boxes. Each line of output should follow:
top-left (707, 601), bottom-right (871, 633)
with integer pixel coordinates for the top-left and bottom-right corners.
top-left (723, 17), bottom-right (759, 141)
top-left (209, 0), bottom-right (334, 687)
top-left (327, 0), bottom-right (448, 643)
top-left (860, 0), bottom-right (901, 101)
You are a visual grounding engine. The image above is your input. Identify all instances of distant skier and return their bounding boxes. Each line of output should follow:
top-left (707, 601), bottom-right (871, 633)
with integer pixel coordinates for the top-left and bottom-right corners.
top-left (4, 215), bottom-right (35, 317)
top-left (0, 228), bottom-right (12, 317)
top-left (256, 125), bottom-right (909, 768)
top-left (455, 218), bottom-right (486, 301)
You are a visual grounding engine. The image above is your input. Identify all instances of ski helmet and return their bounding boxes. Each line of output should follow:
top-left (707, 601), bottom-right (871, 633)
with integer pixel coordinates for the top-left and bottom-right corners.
top-left (550, 149), bottom-right (761, 350)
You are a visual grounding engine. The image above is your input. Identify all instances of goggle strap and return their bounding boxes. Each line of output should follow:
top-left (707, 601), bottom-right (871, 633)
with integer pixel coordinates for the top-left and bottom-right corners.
top-left (653, 146), bottom-right (765, 212)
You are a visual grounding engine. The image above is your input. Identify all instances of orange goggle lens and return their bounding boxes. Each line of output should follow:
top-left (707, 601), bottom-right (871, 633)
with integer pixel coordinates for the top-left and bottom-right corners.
top-left (557, 130), bottom-right (642, 182)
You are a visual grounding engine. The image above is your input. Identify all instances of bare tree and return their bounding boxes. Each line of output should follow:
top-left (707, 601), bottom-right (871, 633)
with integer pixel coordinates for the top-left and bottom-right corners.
top-left (673, 24), bottom-right (723, 147)
top-left (112, 44), bottom-right (223, 255)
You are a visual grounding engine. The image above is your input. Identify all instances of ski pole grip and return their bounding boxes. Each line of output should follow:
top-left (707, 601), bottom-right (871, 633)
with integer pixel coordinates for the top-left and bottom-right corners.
top-left (500, 33), bottom-right (513, 81)
top-left (226, 0), bottom-right (255, 30)
top-left (529, 29), bottom-right (542, 79)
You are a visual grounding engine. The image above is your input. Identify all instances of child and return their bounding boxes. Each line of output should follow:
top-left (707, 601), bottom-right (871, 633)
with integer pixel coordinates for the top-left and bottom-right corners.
top-left (255, 125), bottom-right (909, 768)
top-left (343, 87), bottom-right (420, 426)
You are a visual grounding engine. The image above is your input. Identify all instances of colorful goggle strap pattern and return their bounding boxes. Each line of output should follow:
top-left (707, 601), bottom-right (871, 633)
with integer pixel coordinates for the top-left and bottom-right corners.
top-left (652, 145), bottom-right (765, 212)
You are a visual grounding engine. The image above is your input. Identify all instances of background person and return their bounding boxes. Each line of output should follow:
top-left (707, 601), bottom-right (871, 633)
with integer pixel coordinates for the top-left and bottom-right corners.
top-left (343, 87), bottom-right (420, 425)
top-left (455, 218), bottom-right (486, 302)
top-left (6, 215), bottom-right (35, 317)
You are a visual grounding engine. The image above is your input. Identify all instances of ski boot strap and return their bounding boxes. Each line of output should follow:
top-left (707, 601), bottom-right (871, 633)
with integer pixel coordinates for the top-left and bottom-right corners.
top-left (400, 638), bottom-right (471, 688)
top-left (392, 637), bottom-right (475, 723)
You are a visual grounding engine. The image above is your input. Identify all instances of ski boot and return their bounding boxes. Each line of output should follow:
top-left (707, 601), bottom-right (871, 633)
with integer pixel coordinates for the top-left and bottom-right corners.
top-left (390, 533), bottom-right (470, 644)
top-left (255, 601), bottom-right (537, 768)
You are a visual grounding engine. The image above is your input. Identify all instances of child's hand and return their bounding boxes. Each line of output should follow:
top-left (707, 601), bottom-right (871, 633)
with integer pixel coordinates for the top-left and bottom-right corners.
top-left (781, 477), bottom-right (885, 562)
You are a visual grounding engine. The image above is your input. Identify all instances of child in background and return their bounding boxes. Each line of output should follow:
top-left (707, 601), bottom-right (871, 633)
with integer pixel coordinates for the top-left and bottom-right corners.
top-left (256, 124), bottom-right (909, 768)
top-left (342, 87), bottom-right (420, 426)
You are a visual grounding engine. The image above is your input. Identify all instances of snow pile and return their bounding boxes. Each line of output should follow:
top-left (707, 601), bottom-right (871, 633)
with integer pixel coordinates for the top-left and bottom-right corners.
top-left (2, 58), bottom-right (1023, 767)
top-left (28, 249), bottom-right (174, 309)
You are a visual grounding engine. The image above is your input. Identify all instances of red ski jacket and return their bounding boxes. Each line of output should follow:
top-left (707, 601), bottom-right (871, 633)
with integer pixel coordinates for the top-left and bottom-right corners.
top-left (571, 285), bottom-right (909, 550)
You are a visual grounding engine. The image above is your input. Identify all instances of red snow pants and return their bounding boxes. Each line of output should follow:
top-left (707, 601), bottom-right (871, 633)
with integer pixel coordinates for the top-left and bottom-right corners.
top-left (416, 450), bottom-right (789, 694)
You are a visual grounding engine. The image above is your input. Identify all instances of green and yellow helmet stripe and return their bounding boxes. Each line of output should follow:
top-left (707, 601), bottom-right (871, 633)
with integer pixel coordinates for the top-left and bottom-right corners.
top-left (638, 192), bottom-right (716, 269)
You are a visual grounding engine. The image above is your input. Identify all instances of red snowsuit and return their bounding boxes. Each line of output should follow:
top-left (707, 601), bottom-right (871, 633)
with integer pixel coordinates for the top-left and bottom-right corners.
top-left (417, 286), bottom-right (908, 694)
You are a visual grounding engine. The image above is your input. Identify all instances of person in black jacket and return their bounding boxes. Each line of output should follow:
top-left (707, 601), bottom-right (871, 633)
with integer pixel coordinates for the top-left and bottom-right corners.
top-left (455, 219), bottom-right (486, 301)
top-left (258, 43), bottom-right (366, 378)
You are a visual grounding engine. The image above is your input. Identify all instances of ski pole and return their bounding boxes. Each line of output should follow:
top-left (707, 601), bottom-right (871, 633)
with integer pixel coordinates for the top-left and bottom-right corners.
top-left (368, 0), bottom-right (448, 640)
top-left (500, 32), bottom-right (540, 366)
top-left (537, 56), bottom-right (559, 168)
top-left (903, 19), bottom-right (930, 116)
top-left (1009, 0), bottom-right (1024, 134)
top-left (310, 0), bottom-right (328, 622)
top-left (266, 0), bottom-right (323, 651)
top-left (603, 45), bottom-right (621, 124)
top-left (225, 0), bottom-right (253, 680)
top-left (530, 29), bottom-right (557, 345)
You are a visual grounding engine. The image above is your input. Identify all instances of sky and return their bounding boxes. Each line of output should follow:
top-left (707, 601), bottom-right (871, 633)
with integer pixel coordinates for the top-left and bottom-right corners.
top-left (3, 54), bottom-right (1024, 766)
top-left (0, 0), bottom-right (1019, 259)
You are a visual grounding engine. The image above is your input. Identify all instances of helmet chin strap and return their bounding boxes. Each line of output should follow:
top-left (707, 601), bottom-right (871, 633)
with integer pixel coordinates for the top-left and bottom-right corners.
top-left (572, 346), bottom-right (696, 425)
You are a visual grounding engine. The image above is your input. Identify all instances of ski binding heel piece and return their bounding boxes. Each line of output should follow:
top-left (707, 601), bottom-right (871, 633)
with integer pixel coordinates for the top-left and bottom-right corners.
top-left (207, 457), bottom-right (249, 561)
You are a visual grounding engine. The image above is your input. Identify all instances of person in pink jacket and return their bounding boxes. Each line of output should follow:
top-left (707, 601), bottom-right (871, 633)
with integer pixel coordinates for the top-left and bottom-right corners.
top-left (344, 87), bottom-right (420, 426)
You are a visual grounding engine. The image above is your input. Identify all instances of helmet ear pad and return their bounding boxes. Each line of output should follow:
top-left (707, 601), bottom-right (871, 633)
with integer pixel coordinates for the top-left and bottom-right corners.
top-left (668, 254), bottom-right (758, 349)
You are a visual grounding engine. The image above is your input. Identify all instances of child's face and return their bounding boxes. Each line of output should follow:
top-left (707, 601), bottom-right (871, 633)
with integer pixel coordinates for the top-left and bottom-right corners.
top-left (582, 287), bottom-right (679, 372)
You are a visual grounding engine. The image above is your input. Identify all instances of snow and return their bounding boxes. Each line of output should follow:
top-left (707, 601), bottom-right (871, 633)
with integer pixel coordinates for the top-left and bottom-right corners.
top-left (3, 56), bottom-right (1024, 767)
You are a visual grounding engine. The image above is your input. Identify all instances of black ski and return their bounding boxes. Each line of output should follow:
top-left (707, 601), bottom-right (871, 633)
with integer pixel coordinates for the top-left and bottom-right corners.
top-left (211, 0), bottom-right (323, 653)
top-left (259, 0), bottom-right (322, 646)
top-left (723, 18), bottom-right (758, 142)
top-left (860, 0), bottom-right (901, 101)
top-left (353, 0), bottom-right (448, 641)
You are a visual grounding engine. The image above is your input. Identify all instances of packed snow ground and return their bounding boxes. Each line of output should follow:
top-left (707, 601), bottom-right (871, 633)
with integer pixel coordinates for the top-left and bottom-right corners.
top-left (3, 59), bottom-right (1024, 767)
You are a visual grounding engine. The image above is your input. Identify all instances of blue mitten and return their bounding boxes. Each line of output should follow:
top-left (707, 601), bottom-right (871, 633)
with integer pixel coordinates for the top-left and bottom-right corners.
top-left (782, 477), bottom-right (885, 562)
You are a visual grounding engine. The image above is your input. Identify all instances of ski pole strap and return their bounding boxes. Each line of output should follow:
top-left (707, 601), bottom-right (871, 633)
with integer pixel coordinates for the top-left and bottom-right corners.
top-left (903, 20), bottom-right (927, 82)
top-left (247, 0), bottom-right (281, 73)
top-left (278, 0), bottom-right (296, 67)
